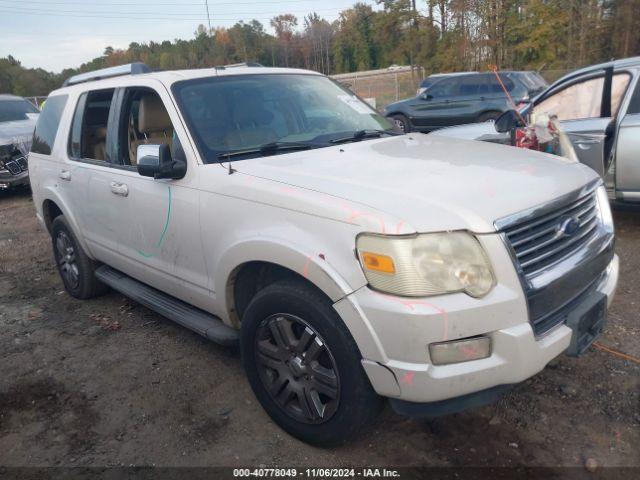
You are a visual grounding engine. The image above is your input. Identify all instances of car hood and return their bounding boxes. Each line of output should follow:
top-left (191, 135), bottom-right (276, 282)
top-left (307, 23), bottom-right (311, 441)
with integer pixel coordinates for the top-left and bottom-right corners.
top-left (236, 134), bottom-right (599, 234)
top-left (430, 121), bottom-right (508, 143)
top-left (0, 117), bottom-right (37, 149)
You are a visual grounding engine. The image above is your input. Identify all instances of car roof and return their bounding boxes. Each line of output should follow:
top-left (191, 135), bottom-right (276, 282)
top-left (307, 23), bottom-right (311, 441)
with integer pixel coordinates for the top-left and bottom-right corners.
top-left (424, 70), bottom-right (536, 81)
top-left (0, 94), bottom-right (28, 101)
top-left (50, 66), bottom-right (323, 97)
top-left (553, 56), bottom-right (640, 85)
top-left (427, 71), bottom-right (478, 78)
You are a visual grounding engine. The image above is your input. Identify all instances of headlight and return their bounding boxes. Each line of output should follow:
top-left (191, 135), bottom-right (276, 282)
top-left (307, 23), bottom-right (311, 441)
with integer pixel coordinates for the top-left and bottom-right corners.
top-left (596, 185), bottom-right (614, 233)
top-left (356, 232), bottom-right (495, 298)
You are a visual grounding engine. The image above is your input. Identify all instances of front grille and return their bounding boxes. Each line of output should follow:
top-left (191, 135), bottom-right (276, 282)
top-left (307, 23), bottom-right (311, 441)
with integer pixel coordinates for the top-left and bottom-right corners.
top-left (503, 190), bottom-right (599, 277)
top-left (2, 155), bottom-right (28, 176)
top-left (532, 270), bottom-right (605, 335)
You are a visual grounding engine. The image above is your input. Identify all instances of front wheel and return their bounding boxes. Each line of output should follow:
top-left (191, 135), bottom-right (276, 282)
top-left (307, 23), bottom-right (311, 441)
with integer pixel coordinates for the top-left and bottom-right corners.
top-left (240, 279), bottom-right (382, 446)
top-left (389, 114), bottom-right (411, 133)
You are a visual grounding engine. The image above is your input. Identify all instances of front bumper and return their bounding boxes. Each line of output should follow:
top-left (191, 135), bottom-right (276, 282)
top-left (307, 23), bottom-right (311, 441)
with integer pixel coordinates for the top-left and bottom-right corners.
top-left (0, 169), bottom-right (29, 189)
top-left (334, 242), bottom-right (619, 405)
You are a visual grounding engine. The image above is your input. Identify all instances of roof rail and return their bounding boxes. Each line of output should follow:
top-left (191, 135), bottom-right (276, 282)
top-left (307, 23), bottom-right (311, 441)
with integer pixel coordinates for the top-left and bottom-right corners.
top-left (214, 62), bottom-right (263, 70)
top-left (63, 62), bottom-right (151, 87)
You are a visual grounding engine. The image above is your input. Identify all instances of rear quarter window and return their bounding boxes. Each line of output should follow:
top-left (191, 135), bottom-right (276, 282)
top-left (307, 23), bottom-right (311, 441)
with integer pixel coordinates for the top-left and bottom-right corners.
top-left (31, 95), bottom-right (68, 155)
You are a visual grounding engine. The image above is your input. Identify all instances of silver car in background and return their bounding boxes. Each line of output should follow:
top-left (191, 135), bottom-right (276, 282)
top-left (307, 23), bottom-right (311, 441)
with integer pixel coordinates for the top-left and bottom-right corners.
top-left (433, 57), bottom-right (640, 204)
top-left (0, 94), bottom-right (39, 190)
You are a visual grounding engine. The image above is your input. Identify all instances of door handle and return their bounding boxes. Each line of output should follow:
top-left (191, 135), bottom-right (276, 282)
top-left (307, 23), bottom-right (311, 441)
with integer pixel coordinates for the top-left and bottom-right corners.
top-left (59, 170), bottom-right (71, 181)
top-left (110, 181), bottom-right (129, 197)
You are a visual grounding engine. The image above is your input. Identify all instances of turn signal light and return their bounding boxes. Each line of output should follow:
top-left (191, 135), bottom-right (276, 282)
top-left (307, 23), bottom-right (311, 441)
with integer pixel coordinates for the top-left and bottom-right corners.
top-left (361, 252), bottom-right (396, 274)
top-left (429, 337), bottom-right (491, 365)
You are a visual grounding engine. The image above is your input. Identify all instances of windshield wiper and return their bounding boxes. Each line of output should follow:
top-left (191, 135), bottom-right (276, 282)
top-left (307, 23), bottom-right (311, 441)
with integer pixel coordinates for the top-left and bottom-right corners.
top-left (216, 141), bottom-right (315, 160)
top-left (329, 129), bottom-right (398, 144)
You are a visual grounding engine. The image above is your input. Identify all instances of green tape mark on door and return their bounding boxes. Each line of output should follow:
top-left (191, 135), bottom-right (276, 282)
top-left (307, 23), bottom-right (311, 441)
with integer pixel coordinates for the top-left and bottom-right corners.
top-left (136, 185), bottom-right (172, 258)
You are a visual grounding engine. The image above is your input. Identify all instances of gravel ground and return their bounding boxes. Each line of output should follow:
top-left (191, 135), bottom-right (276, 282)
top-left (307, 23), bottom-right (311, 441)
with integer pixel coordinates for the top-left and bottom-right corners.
top-left (0, 188), bottom-right (638, 469)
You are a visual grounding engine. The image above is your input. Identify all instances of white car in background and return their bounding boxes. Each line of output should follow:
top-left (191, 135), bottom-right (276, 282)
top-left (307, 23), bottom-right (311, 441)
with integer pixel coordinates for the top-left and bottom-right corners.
top-left (29, 63), bottom-right (617, 446)
top-left (433, 57), bottom-right (640, 204)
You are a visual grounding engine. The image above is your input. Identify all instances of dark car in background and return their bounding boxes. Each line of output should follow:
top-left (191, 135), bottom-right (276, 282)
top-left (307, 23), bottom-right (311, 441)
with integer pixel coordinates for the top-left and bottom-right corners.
top-left (384, 71), bottom-right (548, 132)
top-left (0, 94), bottom-right (39, 190)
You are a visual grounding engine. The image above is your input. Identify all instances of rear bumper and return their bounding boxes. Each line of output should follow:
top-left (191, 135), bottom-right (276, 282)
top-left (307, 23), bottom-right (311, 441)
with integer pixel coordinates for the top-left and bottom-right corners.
top-left (0, 169), bottom-right (29, 189)
top-left (335, 249), bottom-right (618, 407)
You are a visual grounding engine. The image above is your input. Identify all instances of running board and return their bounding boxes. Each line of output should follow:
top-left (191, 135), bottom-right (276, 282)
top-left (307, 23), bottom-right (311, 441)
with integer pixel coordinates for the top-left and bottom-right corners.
top-left (95, 265), bottom-right (238, 346)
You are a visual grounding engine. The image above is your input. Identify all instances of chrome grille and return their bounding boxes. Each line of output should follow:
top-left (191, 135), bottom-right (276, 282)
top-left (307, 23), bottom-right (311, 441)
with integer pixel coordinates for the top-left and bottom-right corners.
top-left (504, 190), bottom-right (599, 277)
top-left (3, 155), bottom-right (28, 176)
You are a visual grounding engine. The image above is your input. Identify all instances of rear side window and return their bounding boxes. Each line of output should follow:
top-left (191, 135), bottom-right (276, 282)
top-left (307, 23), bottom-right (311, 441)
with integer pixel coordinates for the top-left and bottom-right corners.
top-left (627, 79), bottom-right (640, 114)
top-left (31, 95), bottom-right (68, 155)
top-left (457, 75), bottom-right (481, 96)
top-left (68, 89), bottom-right (115, 162)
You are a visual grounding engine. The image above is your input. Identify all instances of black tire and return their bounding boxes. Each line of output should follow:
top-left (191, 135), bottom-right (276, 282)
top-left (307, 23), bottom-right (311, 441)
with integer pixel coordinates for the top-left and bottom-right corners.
top-left (241, 279), bottom-right (382, 447)
top-left (389, 113), bottom-right (411, 133)
top-left (477, 111), bottom-right (502, 123)
top-left (51, 215), bottom-right (108, 299)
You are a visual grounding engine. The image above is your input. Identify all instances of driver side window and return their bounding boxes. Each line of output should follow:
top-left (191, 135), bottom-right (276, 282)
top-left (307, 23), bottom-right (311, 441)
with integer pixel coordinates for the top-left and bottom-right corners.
top-left (427, 78), bottom-right (459, 98)
top-left (117, 87), bottom-right (178, 166)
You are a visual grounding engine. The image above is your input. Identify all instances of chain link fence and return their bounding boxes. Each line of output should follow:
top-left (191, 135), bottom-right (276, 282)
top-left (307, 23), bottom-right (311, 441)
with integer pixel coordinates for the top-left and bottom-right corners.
top-left (332, 66), bottom-right (424, 110)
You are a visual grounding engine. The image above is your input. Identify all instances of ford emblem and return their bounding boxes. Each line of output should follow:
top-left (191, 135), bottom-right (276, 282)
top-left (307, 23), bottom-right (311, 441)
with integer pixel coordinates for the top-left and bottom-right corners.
top-left (557, 215), bottom-right (581, 237)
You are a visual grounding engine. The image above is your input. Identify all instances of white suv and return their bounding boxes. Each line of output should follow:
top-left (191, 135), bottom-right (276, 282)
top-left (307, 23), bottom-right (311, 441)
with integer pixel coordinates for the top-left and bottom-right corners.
top-left (29, 63), bottom-right (618, 446)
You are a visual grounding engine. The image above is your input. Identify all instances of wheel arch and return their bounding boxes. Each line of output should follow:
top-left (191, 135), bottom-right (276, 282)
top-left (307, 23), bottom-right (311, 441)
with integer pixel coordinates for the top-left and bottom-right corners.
top-left (39, 190), bottom-right (93, 257)
top-left (477, 109), bottom-right (504, 121)
top-left (218, 239), bottom-right (363, 328)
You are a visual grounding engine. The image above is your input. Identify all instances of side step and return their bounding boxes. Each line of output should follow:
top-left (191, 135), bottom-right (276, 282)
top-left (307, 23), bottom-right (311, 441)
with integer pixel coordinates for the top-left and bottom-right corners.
top-left (95, 265), bottom-right (239, 346)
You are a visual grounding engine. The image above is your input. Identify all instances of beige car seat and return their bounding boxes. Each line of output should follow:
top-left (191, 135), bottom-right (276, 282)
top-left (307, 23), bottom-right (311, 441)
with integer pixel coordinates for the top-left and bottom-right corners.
top-left (129, 93), bottom-right (173, 165)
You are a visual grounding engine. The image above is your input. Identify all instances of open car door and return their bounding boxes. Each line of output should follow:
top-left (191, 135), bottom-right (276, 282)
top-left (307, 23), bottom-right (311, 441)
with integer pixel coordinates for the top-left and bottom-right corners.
top-left (531, 67), bottom-right (632, 177)
top-left (613, 75), bottom-right (640, 201)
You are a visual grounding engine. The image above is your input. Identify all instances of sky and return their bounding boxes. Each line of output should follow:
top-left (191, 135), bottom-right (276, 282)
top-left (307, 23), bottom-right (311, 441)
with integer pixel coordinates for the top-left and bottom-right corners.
top-left (0, 0), bottom-right (376, 72)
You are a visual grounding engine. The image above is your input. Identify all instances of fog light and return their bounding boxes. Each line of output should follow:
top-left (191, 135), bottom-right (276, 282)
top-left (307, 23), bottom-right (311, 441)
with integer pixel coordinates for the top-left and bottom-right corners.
top-left (429, 337), bottom-right (491, 365)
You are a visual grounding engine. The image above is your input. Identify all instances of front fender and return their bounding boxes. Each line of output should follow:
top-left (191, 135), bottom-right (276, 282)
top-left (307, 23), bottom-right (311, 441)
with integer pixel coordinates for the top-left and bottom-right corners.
top-left (215, 236), bottom-right (390, 362)
top-left (216, 235), bottom-right (364, 323)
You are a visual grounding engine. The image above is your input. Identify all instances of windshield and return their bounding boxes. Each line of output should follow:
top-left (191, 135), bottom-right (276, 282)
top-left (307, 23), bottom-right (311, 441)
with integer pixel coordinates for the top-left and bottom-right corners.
top-left (0, 99), bottom-right (39, 123)
top-left (172, 73), bottom-right (393, 162)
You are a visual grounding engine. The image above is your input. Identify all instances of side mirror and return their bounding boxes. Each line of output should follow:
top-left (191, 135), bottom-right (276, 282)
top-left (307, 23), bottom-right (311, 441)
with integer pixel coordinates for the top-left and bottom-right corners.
top-left (494, 109), bottom-right (525, 133)
top-left (137, 144), bottom-right (186, 179)
top-left (421, 93), bottom-right (434, 101)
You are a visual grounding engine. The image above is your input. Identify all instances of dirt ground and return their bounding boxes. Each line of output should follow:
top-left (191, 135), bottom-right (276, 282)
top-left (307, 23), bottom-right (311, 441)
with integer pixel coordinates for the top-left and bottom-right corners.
top-left (0, 188), bottom-right (638, 469)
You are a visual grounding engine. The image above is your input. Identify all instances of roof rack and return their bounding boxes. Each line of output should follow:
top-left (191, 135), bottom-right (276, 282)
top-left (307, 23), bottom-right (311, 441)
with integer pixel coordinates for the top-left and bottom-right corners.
top-left (214, 62), bottom-right (263, 70)
top-left (63, 62), bottom-right (151, 87)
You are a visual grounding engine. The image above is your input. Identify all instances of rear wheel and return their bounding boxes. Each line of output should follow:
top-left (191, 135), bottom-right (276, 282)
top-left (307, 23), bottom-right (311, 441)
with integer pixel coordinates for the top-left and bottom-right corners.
top-left (51, 216), bottom-right (107, 299)
top-left (240, 279), bottom-right (382, 446)
top-left (390, 114), bottom-right (411, 133)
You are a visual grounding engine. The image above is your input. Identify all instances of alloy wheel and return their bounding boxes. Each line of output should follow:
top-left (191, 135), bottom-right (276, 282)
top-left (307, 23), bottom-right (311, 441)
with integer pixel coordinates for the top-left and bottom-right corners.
top-left (255, 313), bottom-right (340, 424)
top-left (55, 231), bottom-right (79, 290)
top-left (393, 118), bottom-right (406, 132)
